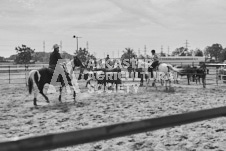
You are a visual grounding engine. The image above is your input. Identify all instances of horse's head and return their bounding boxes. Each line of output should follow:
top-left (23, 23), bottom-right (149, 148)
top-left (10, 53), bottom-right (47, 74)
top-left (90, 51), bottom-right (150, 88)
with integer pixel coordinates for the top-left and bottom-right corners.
top-left (73, 56), bottom-right (84, 68)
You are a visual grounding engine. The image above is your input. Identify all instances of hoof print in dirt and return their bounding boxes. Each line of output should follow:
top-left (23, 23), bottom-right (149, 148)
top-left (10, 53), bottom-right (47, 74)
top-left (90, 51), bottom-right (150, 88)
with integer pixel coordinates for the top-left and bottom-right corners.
top-left (75, 102), bottom-right (85, 107)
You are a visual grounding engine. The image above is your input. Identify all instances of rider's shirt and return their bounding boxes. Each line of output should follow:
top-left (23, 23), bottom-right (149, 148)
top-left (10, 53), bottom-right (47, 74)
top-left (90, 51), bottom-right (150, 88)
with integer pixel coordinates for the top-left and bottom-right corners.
top-left (152, 54), bottom-right (159, 62)
top-left (49, 50), bottom-right (62, 69)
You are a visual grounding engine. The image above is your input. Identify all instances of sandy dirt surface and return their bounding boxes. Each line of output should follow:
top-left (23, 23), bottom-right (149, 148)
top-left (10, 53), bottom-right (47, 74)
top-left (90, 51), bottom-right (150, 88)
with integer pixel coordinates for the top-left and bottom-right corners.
top-left (1, 80), bottom-right (226, 151)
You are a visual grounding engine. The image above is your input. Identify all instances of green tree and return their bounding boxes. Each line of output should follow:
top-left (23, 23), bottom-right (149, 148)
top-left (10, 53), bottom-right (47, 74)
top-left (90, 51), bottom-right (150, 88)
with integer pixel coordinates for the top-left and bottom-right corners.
top-left (219, 48), bottom-right (226, 62)
top-left (172, 47), bottom-right (193, 56)
top-left (194, 49), bottom-right (203, 56)
top-left (74, 48), bottom-right (96, 63)
top-left (0, 56), bottom-right (5, 61)
top-left (160, 51), bottom-right (166, 57)
top-left (7, 54), bottom-right (17, 60)
top-left (15, 45), bottom-right (35, 64)
top-left (61, 51), bottom-right (74, 60)
top-left (121, 48), bottom-right (136, 60)
top-left (204, 46), bottom-right (211, 58)
top-left (172, 47), bottom-right (187, 56)
top-left (204, 44), bottom-right (223, 61)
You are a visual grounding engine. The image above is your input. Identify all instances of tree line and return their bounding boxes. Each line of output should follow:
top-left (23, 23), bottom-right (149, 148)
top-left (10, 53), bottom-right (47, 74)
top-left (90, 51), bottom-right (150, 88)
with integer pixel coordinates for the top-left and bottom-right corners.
top-left (0, 43), bottom-right (226, 64)
top-left (120, 43), bottom-right (226, 62)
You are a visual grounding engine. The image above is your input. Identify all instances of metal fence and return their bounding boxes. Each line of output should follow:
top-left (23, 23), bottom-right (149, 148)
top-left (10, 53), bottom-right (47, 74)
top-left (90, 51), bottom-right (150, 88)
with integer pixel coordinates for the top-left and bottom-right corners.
top-left (0, 61), bottom-right (201, 84)
top-left (0, 64), bottom-right (48, 84)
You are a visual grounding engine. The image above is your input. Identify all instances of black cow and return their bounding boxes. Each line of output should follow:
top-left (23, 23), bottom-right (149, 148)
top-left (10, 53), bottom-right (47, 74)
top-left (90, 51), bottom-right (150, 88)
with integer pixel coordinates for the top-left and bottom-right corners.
top-left (178, 65), bottom-right (206, 85)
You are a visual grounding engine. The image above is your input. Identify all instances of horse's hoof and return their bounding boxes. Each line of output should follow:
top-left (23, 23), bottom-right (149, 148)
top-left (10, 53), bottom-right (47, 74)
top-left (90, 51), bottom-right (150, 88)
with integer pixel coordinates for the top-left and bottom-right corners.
top-left (34, 98), bottom-right (37, 106)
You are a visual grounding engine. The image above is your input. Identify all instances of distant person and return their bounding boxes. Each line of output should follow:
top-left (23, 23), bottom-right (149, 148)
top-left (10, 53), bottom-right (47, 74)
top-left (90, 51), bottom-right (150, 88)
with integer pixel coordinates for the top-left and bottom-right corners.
top-left (148, 50), bottom-right (159, 78)
top-left (105, 54), bottom-right (110, 69)
top-left (129, 55), bottom-right (137, 78)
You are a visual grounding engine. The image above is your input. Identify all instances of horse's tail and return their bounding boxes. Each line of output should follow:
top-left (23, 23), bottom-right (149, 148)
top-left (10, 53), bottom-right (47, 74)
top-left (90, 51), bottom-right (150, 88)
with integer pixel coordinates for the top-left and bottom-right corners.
top-left (28, 70), bottom-right (40, 94)
top-left (167, 64), bottom-right (183, 73)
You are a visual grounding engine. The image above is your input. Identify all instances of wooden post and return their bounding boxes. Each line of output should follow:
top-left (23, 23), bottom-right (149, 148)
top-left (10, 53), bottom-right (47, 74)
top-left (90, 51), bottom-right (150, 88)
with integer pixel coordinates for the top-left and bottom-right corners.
top-left (216, 67), bottom-right (219, 86)
top-left (8, 66), bottom-right (10, 84)
top-left (25, 65), bottom-right (27, 86)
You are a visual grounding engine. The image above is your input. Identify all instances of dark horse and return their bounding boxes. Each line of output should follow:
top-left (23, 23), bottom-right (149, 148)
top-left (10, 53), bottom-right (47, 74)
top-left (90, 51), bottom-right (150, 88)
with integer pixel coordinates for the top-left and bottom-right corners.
top-left (27, 56), bottom-right (84, 106)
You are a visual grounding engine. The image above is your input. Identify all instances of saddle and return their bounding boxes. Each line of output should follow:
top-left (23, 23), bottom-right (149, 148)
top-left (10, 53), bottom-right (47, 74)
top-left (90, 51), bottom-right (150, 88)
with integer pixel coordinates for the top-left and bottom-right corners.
top-left (152, 62), bottom-right (161, 71)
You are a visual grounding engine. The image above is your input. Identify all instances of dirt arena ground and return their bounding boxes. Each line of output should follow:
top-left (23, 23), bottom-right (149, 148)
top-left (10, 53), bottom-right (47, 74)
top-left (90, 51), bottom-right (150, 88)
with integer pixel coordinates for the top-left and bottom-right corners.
top-left (1, 79), bottom-right (226, 151)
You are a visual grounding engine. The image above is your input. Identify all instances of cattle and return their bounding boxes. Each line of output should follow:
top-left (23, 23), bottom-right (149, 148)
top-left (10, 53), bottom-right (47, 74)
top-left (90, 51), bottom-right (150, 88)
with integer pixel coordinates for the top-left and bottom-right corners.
top-left (174, 65), bottom-right (206, 85)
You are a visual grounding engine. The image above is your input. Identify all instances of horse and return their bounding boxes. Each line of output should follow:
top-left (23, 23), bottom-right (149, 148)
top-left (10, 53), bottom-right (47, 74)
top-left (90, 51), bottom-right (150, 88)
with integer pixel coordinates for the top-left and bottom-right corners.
top-left (27, 56), bottom-right (84, 106)
top-left (136, 59), bottom-right (182, 90)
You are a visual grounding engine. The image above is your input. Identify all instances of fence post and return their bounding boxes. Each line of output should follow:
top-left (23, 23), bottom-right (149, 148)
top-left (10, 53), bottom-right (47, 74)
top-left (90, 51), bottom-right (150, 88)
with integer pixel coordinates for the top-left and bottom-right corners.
top-left (8, 66), bottom-right (10, 84)
top-left (216, 67), bottom-right (219, 86)
top-left (25, 65), bottom-right (27, 86)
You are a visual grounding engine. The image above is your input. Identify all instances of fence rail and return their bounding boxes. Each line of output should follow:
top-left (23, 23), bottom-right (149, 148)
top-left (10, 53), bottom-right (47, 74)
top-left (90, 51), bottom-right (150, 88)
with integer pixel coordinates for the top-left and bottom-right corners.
top-left (0, 64), bottom-right (48, 84)
top-left (0, 64), bottom-right (225, 87)
top-left (1, 105), bottom-right (226, 151)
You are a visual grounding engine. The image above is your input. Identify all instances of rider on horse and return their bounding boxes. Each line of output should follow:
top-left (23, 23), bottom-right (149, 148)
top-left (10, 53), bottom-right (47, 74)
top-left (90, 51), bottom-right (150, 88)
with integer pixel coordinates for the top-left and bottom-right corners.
top-left (48, 44), bottom-right (69, 86)
top-left (148, 49), bottom-right (159, 78)
top-left (49, 44), bottom-right (64, 69)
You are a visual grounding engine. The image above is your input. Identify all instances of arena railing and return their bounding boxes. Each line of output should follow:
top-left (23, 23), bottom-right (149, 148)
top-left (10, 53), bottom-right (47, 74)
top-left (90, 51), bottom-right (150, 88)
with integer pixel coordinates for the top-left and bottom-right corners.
top-left (1, 105), bottom-right (226, 151)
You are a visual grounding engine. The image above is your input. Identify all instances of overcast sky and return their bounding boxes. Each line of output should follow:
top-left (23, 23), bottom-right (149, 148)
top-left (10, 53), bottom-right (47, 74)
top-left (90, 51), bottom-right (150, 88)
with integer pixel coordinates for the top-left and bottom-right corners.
top-left (0, 0), bottom-right (226, 58)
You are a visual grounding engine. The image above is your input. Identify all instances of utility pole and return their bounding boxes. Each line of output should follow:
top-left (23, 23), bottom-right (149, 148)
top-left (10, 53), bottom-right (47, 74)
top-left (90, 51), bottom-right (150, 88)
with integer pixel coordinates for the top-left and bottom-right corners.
top-left (144, 45), bottom-right (147, 57)
top-left (184, 40), bottom-right (190, 56)
top-left (168, 46), bottom-right (170, 56)
top-left (161, 45), bottom-right (163, 55)
top-left (43, 41), bottom-right (45, 52)
top-left (73, 35), bottom-right (82, 52)
top-left (185, 40), bottom-right (190, 50)
top-left (138, 48), bottom-right (140, 57)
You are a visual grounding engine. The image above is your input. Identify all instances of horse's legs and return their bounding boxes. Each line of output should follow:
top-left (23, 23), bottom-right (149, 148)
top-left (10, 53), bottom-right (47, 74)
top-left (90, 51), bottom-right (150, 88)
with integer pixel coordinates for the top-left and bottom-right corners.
top-left (39, 85), bottom-right (49, 103)
top-left (40, 91), bottom-right (49, 103)
top-left (146, 78), bottom-right (149, 89)
top-left (103, 81), bottom-right (106, 91)
top-left (86, 80), bottom-right (90, 87)
top-left (140, 72), bottom-right (143, 86)
top-left (59, 86), bottom-right (62, 102)
top-left (73, 91), bottom-right (76, 102)
top-left (33, 92), bottom-right (38, 106)
top-left (187, 75), bottom-right (190, 85)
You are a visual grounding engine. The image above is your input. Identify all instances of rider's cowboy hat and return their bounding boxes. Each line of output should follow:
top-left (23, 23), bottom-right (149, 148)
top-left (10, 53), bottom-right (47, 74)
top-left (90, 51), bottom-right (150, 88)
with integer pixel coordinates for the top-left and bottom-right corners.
top-left (53, 44), bottom-right (60, 49)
